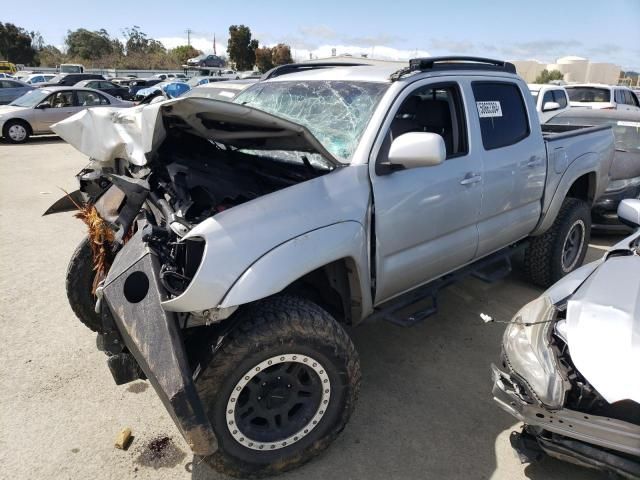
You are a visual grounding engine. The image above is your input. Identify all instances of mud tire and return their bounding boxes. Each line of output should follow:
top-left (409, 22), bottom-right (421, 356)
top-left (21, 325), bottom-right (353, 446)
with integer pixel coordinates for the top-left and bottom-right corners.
top-left (197, 295), bottom-right (360, 478)
top-left (524, 198), bottom-right (591, 288)
top-left (66, 237), bottom-right (102, 332)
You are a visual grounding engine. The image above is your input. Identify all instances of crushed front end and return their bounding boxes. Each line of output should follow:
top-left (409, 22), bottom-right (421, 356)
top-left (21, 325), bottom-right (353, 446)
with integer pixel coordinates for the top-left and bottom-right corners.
top-left (492, 257), bottom-right (640, 478)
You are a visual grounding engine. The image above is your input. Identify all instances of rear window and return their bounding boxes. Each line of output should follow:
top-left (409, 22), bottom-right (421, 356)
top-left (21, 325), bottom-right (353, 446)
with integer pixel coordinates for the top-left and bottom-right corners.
top-left (566, 87), bottom-right (611, 103)
top-left (472, 82), bottom-right (530, 150)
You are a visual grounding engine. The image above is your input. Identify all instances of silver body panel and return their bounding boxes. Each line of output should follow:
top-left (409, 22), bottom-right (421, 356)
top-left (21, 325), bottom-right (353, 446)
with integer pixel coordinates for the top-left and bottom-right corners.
top-left (52, 66), bottom-right (614, 319)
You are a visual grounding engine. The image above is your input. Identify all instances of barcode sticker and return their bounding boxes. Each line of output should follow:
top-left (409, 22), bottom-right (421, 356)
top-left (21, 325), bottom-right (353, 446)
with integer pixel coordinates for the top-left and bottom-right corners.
top-left (476, 101), bottom-right (503, 118)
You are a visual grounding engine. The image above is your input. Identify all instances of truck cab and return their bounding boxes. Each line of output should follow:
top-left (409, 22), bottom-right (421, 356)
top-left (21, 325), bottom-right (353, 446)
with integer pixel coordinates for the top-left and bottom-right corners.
top-left (58, 64), bottom-right (85, 74)
top-left (528, 83), bottom-right (571, 123)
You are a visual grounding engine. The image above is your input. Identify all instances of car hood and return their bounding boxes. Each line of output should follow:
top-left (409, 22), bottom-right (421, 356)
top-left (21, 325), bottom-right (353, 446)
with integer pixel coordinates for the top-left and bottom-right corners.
top-left (565, 252), bottom-right (640, 404)
top-left (51, 97), bottom-right (342, 167)
top-left (0, 105), bottom-right (26, 117)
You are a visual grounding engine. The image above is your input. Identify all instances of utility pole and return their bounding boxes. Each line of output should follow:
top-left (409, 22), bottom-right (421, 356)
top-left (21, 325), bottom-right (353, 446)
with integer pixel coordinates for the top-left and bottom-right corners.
top-left (185, 29), bottom-right (192, 46)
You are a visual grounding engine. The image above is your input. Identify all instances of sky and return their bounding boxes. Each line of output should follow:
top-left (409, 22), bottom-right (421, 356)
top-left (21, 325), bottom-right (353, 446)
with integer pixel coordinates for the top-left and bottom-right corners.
top-left (3, 0), bottom-right (640, 70)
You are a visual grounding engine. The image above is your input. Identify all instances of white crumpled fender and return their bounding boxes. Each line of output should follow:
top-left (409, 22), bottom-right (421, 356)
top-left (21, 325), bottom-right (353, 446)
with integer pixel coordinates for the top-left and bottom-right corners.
top-left (50, 102), bottom-right (168, 166)
top-left (566, 254), bottom-right (640, 404)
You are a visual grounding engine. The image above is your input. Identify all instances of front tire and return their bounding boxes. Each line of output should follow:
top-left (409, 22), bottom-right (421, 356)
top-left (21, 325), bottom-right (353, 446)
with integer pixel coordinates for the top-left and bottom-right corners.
top-left (66, 237), bottom-right (103, 332)
top-left (3, 119), bottom-right (31, 144)
top-left (197, 295), bottom-right (360, 478)
top-left (524, 198), bottom-right (591, 288)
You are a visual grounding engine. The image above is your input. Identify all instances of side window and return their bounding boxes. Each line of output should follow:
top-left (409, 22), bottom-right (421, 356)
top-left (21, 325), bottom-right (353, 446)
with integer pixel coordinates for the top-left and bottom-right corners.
top-left (542, 90), bottom-right (554, 107)
top-left (388, 83), bottom-right (468, 158)
top-left (472, 82), bottom-right (530, 150)
top-left (553, 90), bottom-right (568, 108)
top-left (624, 90), bottom-right (639, 107)
top-left (77, 90), bottom-right (109, 106)
top-left (48, 91), bottom-right (75, 107)
top-left (614, 89), bottom-right (625, 104)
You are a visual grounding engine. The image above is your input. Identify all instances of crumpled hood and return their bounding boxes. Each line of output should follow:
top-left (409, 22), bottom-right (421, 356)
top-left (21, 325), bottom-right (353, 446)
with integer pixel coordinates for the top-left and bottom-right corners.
top-left (51, 97), bottom-right (341, 167)
top-left (566, 253), bottom-right (640, 404)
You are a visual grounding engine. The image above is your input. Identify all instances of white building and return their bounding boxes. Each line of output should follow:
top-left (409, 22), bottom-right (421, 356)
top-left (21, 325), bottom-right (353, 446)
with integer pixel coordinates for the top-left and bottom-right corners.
top-left (513, 56), bottom-right (621, 85)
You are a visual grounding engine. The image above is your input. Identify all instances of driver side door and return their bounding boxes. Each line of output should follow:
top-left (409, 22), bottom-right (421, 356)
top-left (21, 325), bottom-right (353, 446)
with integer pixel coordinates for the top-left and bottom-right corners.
top-left (31, 90), bottom-right (80, 133)
top-left (370, 79), bottom-right (482, 304)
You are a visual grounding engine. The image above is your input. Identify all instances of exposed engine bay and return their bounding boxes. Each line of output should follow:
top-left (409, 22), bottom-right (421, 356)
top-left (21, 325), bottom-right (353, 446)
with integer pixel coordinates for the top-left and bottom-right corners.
top-left (69, 129), bottom-right (334, 301)
top-left (492, 238), bottom-right (640, 479)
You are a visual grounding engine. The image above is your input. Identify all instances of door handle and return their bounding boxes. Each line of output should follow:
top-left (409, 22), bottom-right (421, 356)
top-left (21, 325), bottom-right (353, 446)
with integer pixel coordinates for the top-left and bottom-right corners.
top-left (460, 173), bottom-right (482, 185)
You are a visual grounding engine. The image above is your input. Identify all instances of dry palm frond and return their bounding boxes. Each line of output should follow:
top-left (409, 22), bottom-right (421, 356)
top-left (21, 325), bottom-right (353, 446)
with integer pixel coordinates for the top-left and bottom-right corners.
top-left (65, 191), bottom-right (116, 294)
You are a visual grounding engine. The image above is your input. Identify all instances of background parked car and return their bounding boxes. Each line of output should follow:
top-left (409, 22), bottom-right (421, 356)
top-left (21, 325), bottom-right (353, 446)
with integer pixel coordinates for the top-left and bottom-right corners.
top-left (528, 83), bottom-right (571, 123)
top-left (186, 54), bottom-right (225, 68)
top-left (128, 78), bottom-right (163, 97)
top-left (75, 80), bottom-right (132, 100)
top-left (134, 81), bottom-right (191, 100)
top-left (186, 76), bottom-right (228, 87)
top-left (566, 84), bottom-right (640, 111)
top-left (0, 87), bottom-right (132, 143)
top-left (182, 79), bottom-right (257, 101)
top-left (39, 73), bottom-right (104, 87)
top-left (0, 72), bottom-right (15, 79)
top-left (0, 79), bottom-right (34, 105)
top-left (23, 74), bottom-right (56, 84)
top-left (548, 108), bottom-right (640, 230)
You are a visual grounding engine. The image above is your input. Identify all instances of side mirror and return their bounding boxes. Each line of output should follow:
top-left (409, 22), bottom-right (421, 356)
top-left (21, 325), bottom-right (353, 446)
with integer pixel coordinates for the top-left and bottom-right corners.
top-left (617, 199), bottom-right (640, 228)
top-left (542, 101), bottom-right (560, 112)
top-left (35, 103), bottom-right (50, 109)
top-left (383, 132), bottom-right (446, 173)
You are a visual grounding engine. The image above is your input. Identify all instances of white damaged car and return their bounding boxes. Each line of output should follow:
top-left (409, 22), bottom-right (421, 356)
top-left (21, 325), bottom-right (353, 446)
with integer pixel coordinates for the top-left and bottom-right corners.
top-left (492, 199), bottom-right (640, 478)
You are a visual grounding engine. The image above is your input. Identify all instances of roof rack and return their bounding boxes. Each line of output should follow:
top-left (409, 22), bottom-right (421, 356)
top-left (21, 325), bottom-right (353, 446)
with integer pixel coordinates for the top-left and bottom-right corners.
top-left (261, 62), bottom-right (367, 80)
top-left (390, 56), bottom-right (517, 81)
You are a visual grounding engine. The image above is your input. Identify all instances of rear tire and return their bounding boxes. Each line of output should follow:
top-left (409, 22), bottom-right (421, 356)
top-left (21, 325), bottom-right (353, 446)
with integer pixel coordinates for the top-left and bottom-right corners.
top-left (197, 295), bottom-right (360, 478)
top-left (524, 198), bottom-right (591, 288)
top-left (66, 237), bottom-right (103, 332)
top-left (3, 119), bottom-right (31, 144)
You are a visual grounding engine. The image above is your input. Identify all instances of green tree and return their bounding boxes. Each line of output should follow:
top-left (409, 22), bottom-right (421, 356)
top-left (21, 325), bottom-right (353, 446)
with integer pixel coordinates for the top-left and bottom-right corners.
top-left (122, 26), bottom-right (165, 55)
top-left (0, 22), bottom-right (37, 64)
top-left (227, 25), bottom-right (258, 70)
top-left (170, 45), bottom-right (202, 64)
top-left (272, 43), bottom-right (293, 66)
top-left (255, 46), bottom-right (274, 73)
top-left (534, 69), bottom-right (564, 83)
top-left (37, 45), bottom-right (66, 67)
top-left (66, 28), bottom-right (116, 60)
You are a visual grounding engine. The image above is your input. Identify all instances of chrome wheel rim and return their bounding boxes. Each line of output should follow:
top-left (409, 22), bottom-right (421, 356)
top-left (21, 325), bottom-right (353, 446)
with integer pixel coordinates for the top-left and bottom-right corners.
top-left (226, 353), bottom-right (331, 451)
top-left (561, 220), bottom-right (585, 272)
top-left (8, 124), bottom-right (27, 142)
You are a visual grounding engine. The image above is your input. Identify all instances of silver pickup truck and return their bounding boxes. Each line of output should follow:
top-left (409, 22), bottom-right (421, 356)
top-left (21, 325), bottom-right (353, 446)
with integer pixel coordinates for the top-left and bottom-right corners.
top-left (46, 57), bottom-right (614, 477)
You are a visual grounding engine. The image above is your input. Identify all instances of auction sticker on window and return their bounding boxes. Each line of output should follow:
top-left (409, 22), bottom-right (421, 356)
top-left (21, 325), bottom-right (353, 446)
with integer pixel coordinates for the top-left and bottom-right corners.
top-left (476, 101), bottom-right (503, 118)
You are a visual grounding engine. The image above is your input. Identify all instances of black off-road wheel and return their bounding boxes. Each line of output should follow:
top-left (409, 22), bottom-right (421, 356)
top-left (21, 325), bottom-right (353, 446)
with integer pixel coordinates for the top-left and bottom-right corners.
top-left (66, 237), bottom-right (102, 332)
top-left (196, 295), bottom-right (361, 478)
top-left (524, 198), bottom-right (591, 288)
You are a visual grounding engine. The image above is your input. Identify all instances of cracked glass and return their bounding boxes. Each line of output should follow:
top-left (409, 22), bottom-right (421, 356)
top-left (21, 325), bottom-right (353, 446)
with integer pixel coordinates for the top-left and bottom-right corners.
top-left (234, 80), bottom-right (388, 163)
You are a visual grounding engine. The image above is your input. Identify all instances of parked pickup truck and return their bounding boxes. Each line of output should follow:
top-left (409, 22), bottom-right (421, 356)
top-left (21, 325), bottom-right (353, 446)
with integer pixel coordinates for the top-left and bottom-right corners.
top-left (528, 83), bottom-right (571, 123)
top-left (45, 57), bottom-right (615, 477)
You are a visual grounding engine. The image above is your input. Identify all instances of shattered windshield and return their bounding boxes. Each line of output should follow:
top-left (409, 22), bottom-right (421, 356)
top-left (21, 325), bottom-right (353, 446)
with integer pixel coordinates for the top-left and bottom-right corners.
top-left (234, 80), bottom-right (388, 162)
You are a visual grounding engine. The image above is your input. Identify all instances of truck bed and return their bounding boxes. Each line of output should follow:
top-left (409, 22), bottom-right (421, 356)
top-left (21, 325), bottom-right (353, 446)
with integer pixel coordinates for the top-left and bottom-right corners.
top-left (533, 123), bottom-right (615, 235)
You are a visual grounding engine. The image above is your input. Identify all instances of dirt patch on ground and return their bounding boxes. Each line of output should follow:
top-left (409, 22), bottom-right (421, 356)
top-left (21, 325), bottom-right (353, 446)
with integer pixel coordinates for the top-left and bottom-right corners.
top-left (126, 382), bottom-right (149, 394)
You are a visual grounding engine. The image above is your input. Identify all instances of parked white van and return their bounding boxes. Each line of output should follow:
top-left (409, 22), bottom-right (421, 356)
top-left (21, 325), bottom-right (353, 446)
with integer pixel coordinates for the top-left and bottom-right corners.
top-left (565, 84), bottom-right (640, 112)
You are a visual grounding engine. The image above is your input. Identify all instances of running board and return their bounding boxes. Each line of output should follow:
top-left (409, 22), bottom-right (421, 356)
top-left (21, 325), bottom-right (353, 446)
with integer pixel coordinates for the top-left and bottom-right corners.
top-left (368, 245), bottom-right (523, 327)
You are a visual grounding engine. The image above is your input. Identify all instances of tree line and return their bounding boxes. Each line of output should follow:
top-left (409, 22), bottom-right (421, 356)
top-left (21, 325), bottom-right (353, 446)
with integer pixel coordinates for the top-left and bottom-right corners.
top-left (0, 22), bottom-right (292, 72)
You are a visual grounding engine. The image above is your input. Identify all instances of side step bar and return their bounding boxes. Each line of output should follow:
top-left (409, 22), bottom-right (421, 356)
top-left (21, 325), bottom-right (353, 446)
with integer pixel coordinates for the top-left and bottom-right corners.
top-left (368, 244), bottom-right (525, 327)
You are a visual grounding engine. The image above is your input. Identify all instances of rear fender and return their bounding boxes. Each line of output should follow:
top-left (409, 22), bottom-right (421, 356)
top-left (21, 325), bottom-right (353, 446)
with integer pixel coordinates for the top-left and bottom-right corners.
top-left (219, 222), bottom-right (373, 320)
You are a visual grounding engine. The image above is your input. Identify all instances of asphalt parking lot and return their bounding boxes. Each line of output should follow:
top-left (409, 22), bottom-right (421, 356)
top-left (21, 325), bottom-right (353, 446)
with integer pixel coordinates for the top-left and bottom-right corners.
top-left (0, 137), bottom-right (615, 480)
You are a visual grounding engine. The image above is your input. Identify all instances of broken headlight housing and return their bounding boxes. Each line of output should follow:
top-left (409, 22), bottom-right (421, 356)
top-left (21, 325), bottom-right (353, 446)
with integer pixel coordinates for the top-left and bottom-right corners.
top-left (502, 295), bottom-right (568, 409)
